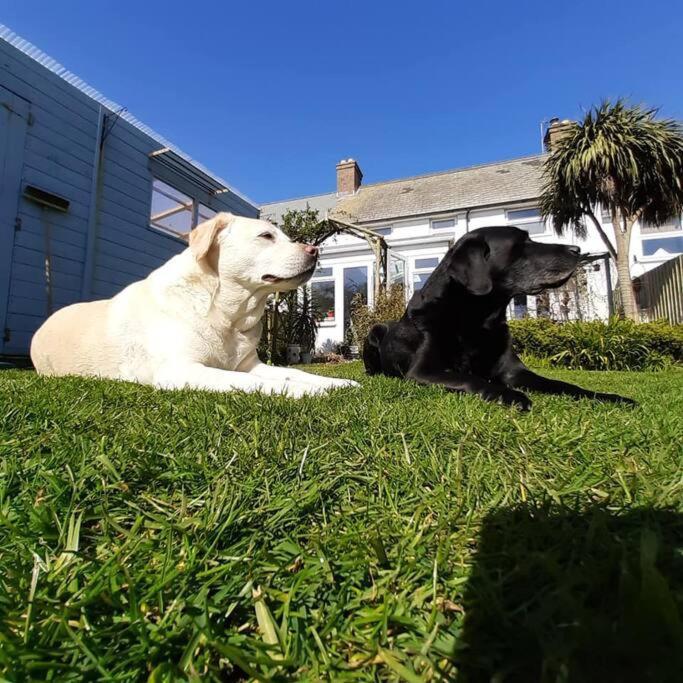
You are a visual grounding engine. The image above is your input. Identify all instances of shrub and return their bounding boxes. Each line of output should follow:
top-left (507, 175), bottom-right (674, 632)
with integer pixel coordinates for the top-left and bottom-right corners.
top-left (509, 318), bottom-right (683, 371)
top-left (350, 285), bottom-right (407, 348)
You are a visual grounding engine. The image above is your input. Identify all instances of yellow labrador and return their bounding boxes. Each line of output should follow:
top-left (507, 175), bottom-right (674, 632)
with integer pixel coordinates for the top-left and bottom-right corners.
top-left (31, 213), bottom-right (358, 397)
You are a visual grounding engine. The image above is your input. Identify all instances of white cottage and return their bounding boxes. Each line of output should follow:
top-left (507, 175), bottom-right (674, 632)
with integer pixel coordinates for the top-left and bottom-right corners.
top-left (261, 125), bottom-right (683, 349)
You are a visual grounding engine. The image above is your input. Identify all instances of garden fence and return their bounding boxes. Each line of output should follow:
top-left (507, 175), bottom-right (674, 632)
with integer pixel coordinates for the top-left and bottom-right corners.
top-left (633, 255), bottom-right (683, 324)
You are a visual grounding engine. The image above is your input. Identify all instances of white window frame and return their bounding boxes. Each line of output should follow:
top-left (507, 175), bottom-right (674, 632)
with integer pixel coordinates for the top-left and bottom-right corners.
top-left (411, 255), bottom-right (442, 295)
top-left (309, 267), bottom-right (337, 326)
top-left (372, 225), bottom-right (393, 236)
top-left (149, 177), bottom-right (216, 240)
top-left (641, 233), bottom-right (683, 261)
top-left (430, 216), bottom-right (457, 233)
top-left (506, 206), bottom-right (549, 236)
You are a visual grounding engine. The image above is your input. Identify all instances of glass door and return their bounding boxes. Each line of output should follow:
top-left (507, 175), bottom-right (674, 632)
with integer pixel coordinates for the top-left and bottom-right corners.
top-left (388, 250), bottom-right (409, 303)
top-left (343, 266), bottom-right (368, 343)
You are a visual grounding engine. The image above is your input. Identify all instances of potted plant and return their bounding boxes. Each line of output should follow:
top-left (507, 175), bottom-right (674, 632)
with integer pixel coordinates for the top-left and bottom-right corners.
top-left (287, 289), bottom-right (321, 365)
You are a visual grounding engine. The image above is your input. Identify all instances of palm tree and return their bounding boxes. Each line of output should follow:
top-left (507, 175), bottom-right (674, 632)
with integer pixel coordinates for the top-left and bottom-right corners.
top-left (540, 101), bottom-right (683, 320)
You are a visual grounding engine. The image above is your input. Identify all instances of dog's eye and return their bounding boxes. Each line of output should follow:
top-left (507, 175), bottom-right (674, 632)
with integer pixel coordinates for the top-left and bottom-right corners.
top-left (259, 232), bottom-right (275, 241)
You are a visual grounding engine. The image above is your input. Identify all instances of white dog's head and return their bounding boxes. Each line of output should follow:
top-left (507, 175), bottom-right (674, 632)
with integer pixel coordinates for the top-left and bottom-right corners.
top-left (188, 213), bottom-right (319, 291)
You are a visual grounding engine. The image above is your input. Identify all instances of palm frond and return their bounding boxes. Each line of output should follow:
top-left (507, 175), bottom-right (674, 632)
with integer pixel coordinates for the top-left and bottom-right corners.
top-left (541, 100), bottom-right (683, 235)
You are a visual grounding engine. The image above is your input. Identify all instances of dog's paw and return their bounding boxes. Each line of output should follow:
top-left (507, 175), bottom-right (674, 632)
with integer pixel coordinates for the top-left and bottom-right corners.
top-left (501, 389), bottom-right (532, 412)
top-left (281, 384), bottom-right (327, 399)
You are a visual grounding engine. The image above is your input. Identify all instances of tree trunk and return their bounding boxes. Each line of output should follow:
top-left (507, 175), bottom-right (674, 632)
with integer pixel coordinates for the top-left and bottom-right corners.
top-left (612, 213), bottom-right (638, 321)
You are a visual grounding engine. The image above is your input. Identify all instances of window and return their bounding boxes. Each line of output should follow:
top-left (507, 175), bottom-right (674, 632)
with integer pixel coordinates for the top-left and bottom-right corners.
top-left (198, 203), bottom-right (217, 224)
top-left (310, 267), bottom-right (335, 322)
top-left (373, 226), bottom-right (392, 236)
top-left (413, 272), bottom-right (432, 290)
top-left (642, 235), bottom-right (683, 257)
top-left (149, 178), bottom-right (216, 238)
top-left (413, 256), bottom-right (441, 292)
top-left (512, 293), bottom-right (528, 319)
top-left (641, 216), bottom-right (682, 235)
top-left (602, 208), bottom-right (682, 233)
top-left (389, 253), bottom-right (407, 289)
top-left (311, 281), bottom-right (336, 322)
top-left (507, 207), bottom-right (547, 235)
top-left (431, 218), bottom-right (456, 231)
top-left (343, 266), bottom-right (368, 336)
top-left (415, 257), bottom-right (440, 269)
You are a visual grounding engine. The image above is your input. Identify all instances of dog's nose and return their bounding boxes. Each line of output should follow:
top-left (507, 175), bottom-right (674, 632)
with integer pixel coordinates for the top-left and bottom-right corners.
top-left (567, 245), bottom-right (581, 255)
top-left (303, 244), bottom-right (318, 256)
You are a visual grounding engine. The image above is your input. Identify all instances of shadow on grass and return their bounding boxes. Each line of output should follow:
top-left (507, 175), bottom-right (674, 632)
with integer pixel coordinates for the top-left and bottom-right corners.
top-left (455, 505), bottom-right (683, 682)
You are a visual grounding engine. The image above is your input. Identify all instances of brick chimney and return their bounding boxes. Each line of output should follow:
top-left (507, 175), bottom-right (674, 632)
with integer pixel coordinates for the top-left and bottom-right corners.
top-left (544, 118), bottom-right (574, 151)
top-left (336, 158), bottom-right (363, 195)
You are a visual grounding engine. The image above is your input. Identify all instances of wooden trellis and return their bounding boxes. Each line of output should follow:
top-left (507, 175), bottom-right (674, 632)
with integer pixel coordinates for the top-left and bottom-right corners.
top-left (314, 215), bottom-right (389, 301)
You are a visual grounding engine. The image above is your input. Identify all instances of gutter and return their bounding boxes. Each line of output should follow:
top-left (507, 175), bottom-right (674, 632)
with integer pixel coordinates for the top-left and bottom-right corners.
top-left (80, 105), bottom-right (105, 300)
top-left (355, 198), bottom-right (540, 227)
top-left (320, 234), bottom-right (452, 258)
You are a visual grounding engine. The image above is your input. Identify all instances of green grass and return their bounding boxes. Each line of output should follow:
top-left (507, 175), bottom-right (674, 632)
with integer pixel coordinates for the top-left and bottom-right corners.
top-left (1, 363), bottom-right (682, 681)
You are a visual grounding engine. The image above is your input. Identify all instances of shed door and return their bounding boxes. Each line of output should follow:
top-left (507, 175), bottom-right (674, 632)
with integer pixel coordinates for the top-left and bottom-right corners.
top-left (0, 86), bottom-right (30, 355)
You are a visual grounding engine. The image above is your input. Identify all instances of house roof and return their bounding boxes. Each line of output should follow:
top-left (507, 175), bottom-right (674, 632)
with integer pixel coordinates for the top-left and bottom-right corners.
top-left (0, 24), bottom-right (257, 209)
top-left (261, 155), bottom-right (546, 225)
top-left (260, 191), bottom-right (337, 226)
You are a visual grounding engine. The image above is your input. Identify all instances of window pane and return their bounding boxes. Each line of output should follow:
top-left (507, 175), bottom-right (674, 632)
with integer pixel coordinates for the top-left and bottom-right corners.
top-left (642, 236), bottom-right (683, 256)
top-left (311, 281), bottom-right (335, 321)
top-left (512, 293), bottom-right (528, 319)
top-left (415, 257), bottom-right (440, 269)
top-left (508, 209), bottom-right (541, 221)
top-left (432, 218), bottom-right (455, 230)
top-left (413, 271), bottom-right (433, 291)
top-left (508, 208), bottom-right (541, 221)
top-left (313, 267), bottom-right (333, 278)
top-left (150, 178), bottom-right (193, 237)
top-left (641, 217), bottom-right (682, 234)
top-left (390, 257), bottom-right (405, 286)
top-left (198, 204), bottom-right (217, 224)
top-left (374, 226), bottom-right (392, 236)
top-left (520, 221), bottom-right (546, 235)
top-left (343, 266), bottom-right (368, 336)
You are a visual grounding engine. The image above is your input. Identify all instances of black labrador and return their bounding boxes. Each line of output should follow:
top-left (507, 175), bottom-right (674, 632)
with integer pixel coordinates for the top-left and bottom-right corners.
top-left (363, 226), bottom-right (635, 410)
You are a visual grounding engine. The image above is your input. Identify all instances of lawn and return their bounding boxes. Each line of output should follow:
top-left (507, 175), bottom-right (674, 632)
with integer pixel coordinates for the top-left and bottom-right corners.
top-left (1, 363), bottom-right (682, 681)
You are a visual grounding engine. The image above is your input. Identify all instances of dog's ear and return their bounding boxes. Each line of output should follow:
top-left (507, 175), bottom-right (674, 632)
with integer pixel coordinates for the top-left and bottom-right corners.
top-left (188, 213), bottom-right (233, 270)
top-left (451, 236), bottom-right (492, 295)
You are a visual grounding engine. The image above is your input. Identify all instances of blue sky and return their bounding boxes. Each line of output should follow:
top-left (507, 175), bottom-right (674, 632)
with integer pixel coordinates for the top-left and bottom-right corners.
top-left (2, 1), bottom-right (682, 204)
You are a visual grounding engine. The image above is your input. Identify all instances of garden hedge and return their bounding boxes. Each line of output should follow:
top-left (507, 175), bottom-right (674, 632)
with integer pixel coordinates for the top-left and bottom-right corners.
top-left (508, 318), bottom-right (683, 371)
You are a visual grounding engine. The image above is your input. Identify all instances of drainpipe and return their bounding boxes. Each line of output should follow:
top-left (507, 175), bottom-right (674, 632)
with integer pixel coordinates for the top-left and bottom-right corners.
top-left (80, 105), bottom-right (105, 300)
top-left (465, 209), bottom-right (471, 233)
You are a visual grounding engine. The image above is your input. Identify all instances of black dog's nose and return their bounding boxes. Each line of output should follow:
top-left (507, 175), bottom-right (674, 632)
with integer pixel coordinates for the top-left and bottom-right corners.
top-left (567, 245), bottom-right (581, 255)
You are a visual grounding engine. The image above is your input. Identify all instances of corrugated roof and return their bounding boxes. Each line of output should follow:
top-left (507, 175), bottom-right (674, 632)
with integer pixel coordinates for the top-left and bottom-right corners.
top-left (0, 24), bottom-right (257, 209)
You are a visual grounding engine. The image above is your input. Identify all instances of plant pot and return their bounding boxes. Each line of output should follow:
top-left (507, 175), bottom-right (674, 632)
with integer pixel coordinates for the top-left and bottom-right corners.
top-left (300, 350), bottom-right (313, 364)
top-left (349, 345), bottom-right (360, 359)
top-left (286, 344), bottom-right (301, 365)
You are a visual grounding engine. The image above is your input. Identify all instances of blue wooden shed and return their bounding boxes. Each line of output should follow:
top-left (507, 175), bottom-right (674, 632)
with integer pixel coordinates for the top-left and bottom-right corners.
top-left (0, 26), bottom-right (258, 359)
